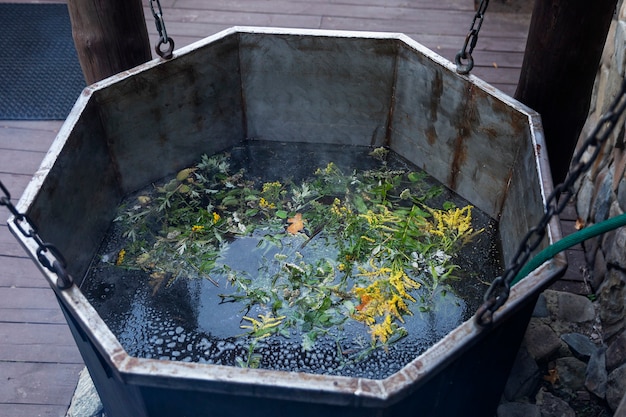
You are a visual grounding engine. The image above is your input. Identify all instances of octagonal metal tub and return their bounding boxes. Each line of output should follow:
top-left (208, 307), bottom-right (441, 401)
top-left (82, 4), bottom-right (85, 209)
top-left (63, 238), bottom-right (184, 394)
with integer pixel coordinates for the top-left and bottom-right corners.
top-left (8, 27), bottom-right (566, 417)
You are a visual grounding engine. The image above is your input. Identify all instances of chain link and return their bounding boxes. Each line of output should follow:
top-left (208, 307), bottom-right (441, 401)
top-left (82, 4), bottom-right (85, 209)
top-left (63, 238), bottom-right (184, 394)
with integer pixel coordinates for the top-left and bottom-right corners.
top-left (149, 0), bottom-right (175, 59)
top-left (455, 0), bottom-right (490, 75)
top-left (476, 77), bottom-right (626, 326)
top-left (0, 181), bottom-right (73, 289)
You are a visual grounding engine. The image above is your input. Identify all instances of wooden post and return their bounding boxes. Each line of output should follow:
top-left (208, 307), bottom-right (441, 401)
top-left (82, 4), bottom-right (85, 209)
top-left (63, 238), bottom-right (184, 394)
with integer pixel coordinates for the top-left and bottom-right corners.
top-left (514, 0), bottom-right (618, 184)
top-left (67, 0), bottom-right (152, 85)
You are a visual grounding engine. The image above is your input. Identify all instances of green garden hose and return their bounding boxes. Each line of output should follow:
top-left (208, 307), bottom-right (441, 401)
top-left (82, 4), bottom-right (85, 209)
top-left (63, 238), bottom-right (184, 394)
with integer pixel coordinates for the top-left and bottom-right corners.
top-left (512, 212), bottom-right (626, 286)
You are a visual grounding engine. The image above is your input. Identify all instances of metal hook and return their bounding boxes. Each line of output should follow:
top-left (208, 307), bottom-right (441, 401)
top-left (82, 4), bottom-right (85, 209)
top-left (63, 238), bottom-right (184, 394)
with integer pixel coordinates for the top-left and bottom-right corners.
top-left (455, 51), bottom-right (474, 75)
top-left (156, 37), bottom-right (175, 60)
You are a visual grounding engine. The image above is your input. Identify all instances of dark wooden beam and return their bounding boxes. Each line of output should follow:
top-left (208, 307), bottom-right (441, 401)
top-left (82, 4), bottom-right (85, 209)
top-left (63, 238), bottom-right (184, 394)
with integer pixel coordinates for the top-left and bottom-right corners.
top-left (515, 0), bottom-right (618, 184)
top-left (67, 0), bottom-right (152, 85)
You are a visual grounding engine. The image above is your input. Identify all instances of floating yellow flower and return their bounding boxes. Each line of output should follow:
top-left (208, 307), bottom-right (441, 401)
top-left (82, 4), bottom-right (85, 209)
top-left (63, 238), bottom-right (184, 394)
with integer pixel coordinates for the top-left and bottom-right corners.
top-left (191, 225), bottom-right (204, 233)
top-left (261, 181), bottom-right (282, 193)
top-left (259, 197), bottom-right (276, 209)
top-left (352, 259), bottom-right (417, 343)
top-left (330, 198), bottom-right (351, 218)
top-left (322, 162), bottom-right (339, 175)
top-left (359, 205), bottom-right (400, 233)
top-left (116, 249), bottom-right (126, 266)
top-left (387, 294), bottom-right (408, 322)
top-left (240, 313), bottom-right (286, 339)
top-left (212, 212), bottom-right (221, 224)
top-left (425, 205), bottom-right (479, 250)
top-left (390, 269), bottom-right (420, 298)
top-left (370, 314), bottom-right (394, 344)
top-left (258, 182), bottom-right (283, 209)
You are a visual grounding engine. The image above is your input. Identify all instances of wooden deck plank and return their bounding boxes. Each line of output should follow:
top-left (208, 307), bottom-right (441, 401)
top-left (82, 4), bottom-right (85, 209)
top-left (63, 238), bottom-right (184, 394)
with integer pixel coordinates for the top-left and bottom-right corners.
top-left (150, 7), bottom-right (323, 28)
top-left (326, 0), bottom-right (475, 11)
top-left (0, 403), bottom-right (69, 417)
top-left (0, 175), bottom-right (34, 203)
top-left (153, 5), bottom-right (529, 39)
top-left (0, 126), bottom-right (58, 153)
top-left (0, 256), bottom-right (51, 288)
top-left (173, 0), bottom-right (477, 23)
top-left (0, 321), bottom-right (81, 353)
top-left (1, 226), bottom-right (33, 258)
top-left (319, 13), bottom-right (528, 38)
top-left (0, 150), bottom-right (49, 176)
top-left (0, 307), bottom-right (67, 325)
top-left (0, 123), bottom-right (53, 162)
top-left (0, 362), bottom-right (83, 405)
top-left (0, 322), bottom-right (82, 363)
top-left (0, 287), bottom-right (63, 310)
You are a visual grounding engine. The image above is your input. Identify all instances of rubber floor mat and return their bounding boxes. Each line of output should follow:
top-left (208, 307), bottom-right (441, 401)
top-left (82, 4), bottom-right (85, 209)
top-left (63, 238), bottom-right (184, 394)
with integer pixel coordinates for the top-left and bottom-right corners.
top-left (0, 3), bottom-right (85, 120)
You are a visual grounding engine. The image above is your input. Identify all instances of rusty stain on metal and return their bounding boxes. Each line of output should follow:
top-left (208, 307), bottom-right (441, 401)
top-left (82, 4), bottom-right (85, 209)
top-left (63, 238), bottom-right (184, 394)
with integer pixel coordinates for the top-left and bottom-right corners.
top-left (121, 355), bottom-right (141, 368)
top-left (425, 125), bottom-right (437, 145)
top-left (449, 138), bottom-right (466, 190)
top-left (509, 110), bottom-right (528, 138)
top-left (449, 86), bottom-right (477, 190)
top-left (480, 126), bottom-right (499, 141)
top-left (383, 53), bottom-right (398, 148)
top-left (429, 70), bottom-right (443, 122)
top-left (495, 166), bottom-right (515, 219)
top-left (490, 95), bottom-right (528, 139)
top-left (425, 70), bottom-right (443, 146)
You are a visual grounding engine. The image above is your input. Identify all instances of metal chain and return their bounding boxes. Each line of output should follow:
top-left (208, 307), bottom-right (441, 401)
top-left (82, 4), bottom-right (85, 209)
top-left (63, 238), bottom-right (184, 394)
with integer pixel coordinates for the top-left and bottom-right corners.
top-left (476, 77), bottom-right (626, 327)
top-left (149, 0), bottom-right (175, 59)
top-left (455, 0), bottom-right (490, 75)
top-left (0, 181), bottom-right (73, 289)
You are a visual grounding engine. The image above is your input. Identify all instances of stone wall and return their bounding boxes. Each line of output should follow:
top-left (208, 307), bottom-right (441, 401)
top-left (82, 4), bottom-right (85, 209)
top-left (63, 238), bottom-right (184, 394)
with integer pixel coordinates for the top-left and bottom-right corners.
top-left (572, 0), bottom-right (626, 411)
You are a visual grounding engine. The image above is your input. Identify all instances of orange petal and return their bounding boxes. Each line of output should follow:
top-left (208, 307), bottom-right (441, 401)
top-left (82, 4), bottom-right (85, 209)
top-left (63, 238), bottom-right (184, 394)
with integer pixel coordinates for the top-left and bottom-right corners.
top-left (287, 213), bottom-right (304, 234)
top-left (356, 294), bottom-right (372, 311)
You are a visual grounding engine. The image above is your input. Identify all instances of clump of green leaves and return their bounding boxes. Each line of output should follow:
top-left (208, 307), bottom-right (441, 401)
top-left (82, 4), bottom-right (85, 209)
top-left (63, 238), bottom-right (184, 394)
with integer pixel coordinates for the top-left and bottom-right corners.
top-left (112, 147), bottom-right (482, 363)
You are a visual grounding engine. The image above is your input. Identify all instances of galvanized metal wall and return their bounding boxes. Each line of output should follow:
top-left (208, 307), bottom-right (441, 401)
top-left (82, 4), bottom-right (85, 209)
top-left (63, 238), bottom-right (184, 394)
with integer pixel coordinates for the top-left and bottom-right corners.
top-left (239, 33), bottom-right (396, 147)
